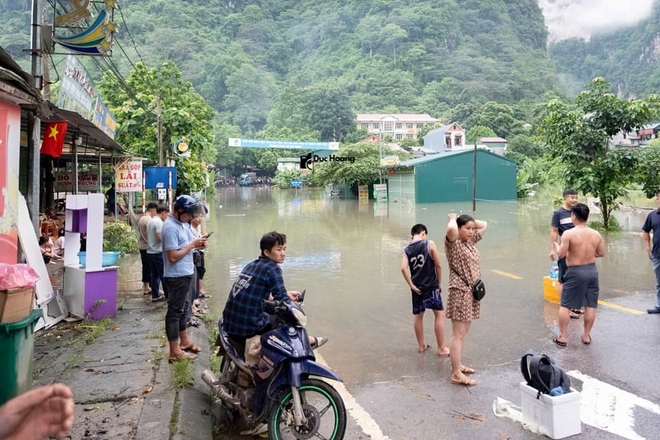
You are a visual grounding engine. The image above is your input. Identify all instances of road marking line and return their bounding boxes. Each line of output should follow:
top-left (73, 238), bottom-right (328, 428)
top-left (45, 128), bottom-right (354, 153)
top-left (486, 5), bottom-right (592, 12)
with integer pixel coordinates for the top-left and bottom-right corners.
top-left (316, 353), bottom-right (390, 440)
top-left (490, 269), bottom-right (522, 280)
top-left (597, 300), bottom-right (644, 315)
top-left (568, 370), bottom-right (660, 440)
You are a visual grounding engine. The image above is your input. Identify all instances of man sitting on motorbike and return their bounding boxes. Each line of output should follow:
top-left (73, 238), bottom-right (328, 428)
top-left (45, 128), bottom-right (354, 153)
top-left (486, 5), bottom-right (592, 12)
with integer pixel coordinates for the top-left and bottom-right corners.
top-left (221, 231), bottom-right (327, 358)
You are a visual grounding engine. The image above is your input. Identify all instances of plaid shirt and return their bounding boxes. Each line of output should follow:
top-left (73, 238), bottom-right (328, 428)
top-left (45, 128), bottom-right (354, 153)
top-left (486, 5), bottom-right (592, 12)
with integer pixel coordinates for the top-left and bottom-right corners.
top-left (222, 255), bottom-right (290, 336)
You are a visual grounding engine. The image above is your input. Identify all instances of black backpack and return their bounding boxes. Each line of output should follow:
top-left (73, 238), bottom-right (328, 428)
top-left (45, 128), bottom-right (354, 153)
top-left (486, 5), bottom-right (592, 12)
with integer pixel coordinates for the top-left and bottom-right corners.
top-left (521, 350), bottom-right (571, 398)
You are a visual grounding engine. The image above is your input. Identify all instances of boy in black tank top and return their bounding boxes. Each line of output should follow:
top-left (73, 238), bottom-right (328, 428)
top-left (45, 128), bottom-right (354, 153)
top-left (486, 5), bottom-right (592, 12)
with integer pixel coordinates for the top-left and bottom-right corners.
top-left (401, 224), bottom-right (450, 356)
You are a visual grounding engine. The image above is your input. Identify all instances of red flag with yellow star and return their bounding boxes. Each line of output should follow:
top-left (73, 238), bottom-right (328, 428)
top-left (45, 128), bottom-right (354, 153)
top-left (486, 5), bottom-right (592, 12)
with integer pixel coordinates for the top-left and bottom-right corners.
top-left (41, 122), bottom-right (68, 158)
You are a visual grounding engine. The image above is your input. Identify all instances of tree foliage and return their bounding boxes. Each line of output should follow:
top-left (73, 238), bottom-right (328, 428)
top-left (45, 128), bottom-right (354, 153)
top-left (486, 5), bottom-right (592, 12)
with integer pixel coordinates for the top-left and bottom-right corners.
top-left (312, 143), bottom-right (410, 186)
top-left (538, 78), bottom-right (660, 229)
top-left (98, 62), bottom-right (216, 192)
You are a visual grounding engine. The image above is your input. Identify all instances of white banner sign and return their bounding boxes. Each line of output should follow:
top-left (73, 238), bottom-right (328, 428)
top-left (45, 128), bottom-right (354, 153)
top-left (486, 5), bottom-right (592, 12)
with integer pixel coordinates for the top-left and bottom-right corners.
top-left (54, 171), bottom-right (100, 192)
top-left (114, 159), bottom-right (143, 193)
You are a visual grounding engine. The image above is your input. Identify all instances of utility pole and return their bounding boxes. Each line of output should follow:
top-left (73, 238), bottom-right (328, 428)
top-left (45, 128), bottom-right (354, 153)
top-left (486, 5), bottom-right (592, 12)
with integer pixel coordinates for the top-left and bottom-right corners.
top-left (27, 0), bottom-right (43, 234)
top-left (472, 141), bottom-right (477, 215)
top-left (156, 94), bottom-right (163, 166)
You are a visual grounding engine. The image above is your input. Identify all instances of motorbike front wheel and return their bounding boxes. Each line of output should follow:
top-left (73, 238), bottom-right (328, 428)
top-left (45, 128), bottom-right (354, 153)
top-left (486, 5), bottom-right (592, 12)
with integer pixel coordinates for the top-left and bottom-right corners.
top-left (268, 378), bottom-right (347, 440)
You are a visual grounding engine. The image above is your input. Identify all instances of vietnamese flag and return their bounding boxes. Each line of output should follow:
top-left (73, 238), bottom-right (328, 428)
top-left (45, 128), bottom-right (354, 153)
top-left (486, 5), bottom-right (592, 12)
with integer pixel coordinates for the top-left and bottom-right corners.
top-left (41, 121), bottom-right (68, 158)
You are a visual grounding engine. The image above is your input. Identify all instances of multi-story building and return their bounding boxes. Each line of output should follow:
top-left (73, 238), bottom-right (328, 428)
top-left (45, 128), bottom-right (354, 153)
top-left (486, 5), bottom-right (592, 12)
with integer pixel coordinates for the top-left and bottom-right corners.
top-left (356, 113), bottom-right (440, 141)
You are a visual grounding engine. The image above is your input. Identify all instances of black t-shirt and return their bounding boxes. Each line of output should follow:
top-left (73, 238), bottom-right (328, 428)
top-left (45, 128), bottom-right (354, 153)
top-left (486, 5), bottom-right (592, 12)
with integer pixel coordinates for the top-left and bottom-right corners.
top-left (404, 239), bottom-right (439, 293)
top-left (642, 209), bottom-right (660, 258)
top-left (551, 207), bottom-right (574, 236)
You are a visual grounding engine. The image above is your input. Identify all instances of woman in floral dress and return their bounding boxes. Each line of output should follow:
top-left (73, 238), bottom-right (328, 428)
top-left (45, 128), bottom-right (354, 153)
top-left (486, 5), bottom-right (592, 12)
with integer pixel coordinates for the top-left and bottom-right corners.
top-left (445, 213), bottom-right (488, 386)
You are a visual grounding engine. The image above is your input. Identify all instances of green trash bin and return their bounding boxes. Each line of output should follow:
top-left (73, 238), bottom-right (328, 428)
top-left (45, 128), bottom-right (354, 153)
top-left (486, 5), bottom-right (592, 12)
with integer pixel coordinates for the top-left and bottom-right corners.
top-left (0, 309), bottom-right (42, 405)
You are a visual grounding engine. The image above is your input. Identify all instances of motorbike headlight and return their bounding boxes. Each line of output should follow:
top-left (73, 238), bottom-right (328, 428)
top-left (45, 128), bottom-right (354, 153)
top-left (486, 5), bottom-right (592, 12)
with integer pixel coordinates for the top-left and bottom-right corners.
top-left (291, 307), bottom-right (307, 327)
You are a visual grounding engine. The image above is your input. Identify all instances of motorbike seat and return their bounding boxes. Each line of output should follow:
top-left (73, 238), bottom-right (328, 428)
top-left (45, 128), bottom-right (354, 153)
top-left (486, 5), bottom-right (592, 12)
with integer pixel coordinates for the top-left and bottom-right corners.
top-left (218, 322), bottom-right (255, 377)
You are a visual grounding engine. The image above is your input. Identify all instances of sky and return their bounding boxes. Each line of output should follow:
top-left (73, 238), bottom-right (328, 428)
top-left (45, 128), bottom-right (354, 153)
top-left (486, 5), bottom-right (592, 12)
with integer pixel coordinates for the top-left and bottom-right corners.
top-left (537, 0), bottom-right (655, 41)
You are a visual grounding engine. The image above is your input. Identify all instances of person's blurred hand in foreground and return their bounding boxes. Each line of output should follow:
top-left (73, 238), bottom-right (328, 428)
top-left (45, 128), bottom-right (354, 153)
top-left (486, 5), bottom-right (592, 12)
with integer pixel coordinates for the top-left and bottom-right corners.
top-left (0, 384), bottom-right (74, 440)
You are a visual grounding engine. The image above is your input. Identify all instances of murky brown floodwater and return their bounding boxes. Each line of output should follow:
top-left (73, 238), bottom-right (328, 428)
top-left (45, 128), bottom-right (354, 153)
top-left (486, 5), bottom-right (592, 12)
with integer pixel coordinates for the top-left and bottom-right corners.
top-left (117, 186), bottom-right (658, 385)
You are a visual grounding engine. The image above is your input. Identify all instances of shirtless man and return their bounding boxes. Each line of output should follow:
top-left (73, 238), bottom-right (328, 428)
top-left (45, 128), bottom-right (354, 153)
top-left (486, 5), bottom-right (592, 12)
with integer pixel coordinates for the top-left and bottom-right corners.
top-left (553, 203), bottom-right (605, 347)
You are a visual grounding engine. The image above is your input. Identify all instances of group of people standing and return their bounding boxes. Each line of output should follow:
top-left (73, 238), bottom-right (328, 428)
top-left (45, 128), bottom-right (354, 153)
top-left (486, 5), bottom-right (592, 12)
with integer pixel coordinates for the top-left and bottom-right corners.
top-left (137, 195), bottom-right (210, 363)
top-left (401, 187), bottom-right (655, 386)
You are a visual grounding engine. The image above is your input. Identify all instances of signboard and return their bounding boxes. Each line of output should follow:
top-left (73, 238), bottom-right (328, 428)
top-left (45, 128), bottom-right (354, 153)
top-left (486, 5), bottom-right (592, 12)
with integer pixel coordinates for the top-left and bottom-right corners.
top-left (114, 159), bottom-right (143, 193)
top-left (56, 55), bottom-right (95, 119)
top-left (144, 166), bottom-right (177, 190)
top-left (54, 171), bottom-right (100, 192)
top-left (229, 138), bottom-right (339, 151)
top-left (380, 155), bottom-right (400, 166)
top-left (91, 97), bottom-right (117, 140)
top-left (373, 183), bottom-right (388, 201)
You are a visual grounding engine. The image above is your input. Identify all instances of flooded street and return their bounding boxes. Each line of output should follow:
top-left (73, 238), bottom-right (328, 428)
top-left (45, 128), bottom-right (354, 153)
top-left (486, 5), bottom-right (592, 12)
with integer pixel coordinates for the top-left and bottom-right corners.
top-left (119, 187), bottom-right (660, 439)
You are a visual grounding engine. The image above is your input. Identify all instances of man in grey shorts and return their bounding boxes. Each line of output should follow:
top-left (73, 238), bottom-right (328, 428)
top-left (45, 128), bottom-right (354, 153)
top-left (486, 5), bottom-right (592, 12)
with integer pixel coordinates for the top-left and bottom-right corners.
top-left (553, 203), bottom-right (605, 347)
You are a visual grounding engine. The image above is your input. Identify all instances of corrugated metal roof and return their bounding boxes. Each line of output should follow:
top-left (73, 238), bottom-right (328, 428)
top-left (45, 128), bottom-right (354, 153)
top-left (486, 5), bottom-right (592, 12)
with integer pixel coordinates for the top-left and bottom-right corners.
top-left (396, 149), bottom-right (517, 167)
top-left (479, 137), bottom-right (508, 143)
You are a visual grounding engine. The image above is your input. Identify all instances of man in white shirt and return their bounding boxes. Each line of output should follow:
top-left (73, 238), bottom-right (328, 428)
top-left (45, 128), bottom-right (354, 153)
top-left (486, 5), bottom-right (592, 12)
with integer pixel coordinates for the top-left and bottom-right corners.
top-left (147, 204), bottom-right (170, 302)
top-left (138, 202), bottom-right (158, 295)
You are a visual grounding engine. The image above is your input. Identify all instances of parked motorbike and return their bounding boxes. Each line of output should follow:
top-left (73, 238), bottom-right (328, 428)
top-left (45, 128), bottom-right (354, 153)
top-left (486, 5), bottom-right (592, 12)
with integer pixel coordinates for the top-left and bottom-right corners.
top-left (202, 291), bottom-right (347, 439)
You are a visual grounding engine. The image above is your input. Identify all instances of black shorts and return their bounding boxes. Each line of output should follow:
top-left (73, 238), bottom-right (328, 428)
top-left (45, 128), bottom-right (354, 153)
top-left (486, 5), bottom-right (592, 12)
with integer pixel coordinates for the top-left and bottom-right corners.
top-left (412, 288), bottom-right (444, 315)
top-left (557, 257), bottom-right (568, 284)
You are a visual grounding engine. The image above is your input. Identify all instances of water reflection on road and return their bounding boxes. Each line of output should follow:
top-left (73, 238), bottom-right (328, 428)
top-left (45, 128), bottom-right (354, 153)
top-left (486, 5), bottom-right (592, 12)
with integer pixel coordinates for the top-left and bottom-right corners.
top-left (193, 187), bottom-right (656, 388)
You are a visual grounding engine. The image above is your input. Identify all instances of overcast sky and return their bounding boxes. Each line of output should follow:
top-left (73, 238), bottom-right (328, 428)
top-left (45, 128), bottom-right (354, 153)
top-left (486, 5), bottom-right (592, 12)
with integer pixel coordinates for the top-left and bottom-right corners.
top-left (538, 0), bottom-right (655, 41)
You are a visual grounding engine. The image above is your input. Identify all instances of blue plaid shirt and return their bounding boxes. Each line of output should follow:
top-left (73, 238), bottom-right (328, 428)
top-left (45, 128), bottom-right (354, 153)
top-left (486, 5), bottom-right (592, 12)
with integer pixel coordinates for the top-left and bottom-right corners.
top-left (222, 255), bottom-right (290, 336)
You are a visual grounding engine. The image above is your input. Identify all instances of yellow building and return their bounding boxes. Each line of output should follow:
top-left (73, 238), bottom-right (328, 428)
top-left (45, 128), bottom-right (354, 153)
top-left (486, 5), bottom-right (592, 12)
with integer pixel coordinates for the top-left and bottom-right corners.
top-left (356, 113), bottom-right (440, 141)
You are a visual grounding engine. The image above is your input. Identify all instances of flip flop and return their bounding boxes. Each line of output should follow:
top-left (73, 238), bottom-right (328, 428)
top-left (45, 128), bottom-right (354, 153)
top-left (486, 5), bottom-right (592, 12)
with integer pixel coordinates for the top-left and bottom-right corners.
top-left (418, 344), bottom-right (431, 353)
top-left (168, 351), bottom-right (197, 363)
top-left (451, 376), bottom-right (476, 386)
top-left (569, 311), bottom-right (580, 319)
top-left (180, 344), bottom-right (202, 353)
top-left (581, 337), bottom-right (592, 345)
top-left (437, 350), bottom-right (450, 357)
top-left (461, 366), bottom-right (475, 374)
top-left (553, 337), bottom-right (567, 347)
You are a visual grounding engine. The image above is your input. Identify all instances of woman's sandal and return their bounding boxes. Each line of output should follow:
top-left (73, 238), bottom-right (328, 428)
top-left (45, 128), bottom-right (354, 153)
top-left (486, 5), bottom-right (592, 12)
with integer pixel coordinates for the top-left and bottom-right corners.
top-left (451, 375), bottom-right (476, 386)
top-left (461, 366), bottom-right (475, 374)
top-left (168, 351), bottom-right (197, 363)
top-left (180, 344), bottom-right (202, 353)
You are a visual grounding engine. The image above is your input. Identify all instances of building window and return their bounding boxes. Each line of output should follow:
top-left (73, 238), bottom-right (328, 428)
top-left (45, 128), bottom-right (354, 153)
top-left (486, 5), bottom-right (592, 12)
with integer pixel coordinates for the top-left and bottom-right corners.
top-left (384, 121), bottom-right (394, 131)
top-left (417, 123), bottom-right (424, 129)
top-left (407, 123), bottom-right (413, 129)
top-left (395, 134), bottom-right (403, 140)
top-left (372, 122), bottom-right (380, 130)
top-left (361, 123), bottom-right (369, 130)
top-left (406, 134), bottom-right (413, 139)
top-left (395, 123), bottom-right (402, 129)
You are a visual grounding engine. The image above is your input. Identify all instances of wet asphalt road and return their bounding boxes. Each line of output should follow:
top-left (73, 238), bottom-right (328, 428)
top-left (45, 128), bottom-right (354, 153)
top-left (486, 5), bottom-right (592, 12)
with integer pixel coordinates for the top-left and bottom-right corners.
top-left (191, 189), bottom-right (660, 439)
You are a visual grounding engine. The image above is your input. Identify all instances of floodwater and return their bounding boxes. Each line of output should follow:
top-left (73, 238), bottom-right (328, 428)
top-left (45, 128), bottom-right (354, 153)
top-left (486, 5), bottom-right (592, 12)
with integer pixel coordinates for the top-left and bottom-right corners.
top-left (119, 187), bottom-right (658, 380)
top-left (117, 186), bottom-right (660, 439)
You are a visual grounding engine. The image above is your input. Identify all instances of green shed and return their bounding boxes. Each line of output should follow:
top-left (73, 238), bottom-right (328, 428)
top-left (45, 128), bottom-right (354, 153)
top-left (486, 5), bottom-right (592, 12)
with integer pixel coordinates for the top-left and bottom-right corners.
top-left (386, 149), bottom-right (517, 203)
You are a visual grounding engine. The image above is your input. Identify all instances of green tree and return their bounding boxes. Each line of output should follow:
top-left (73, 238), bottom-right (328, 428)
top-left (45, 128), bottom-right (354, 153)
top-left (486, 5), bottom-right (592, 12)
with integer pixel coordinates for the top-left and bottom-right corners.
top-left (465, 125), bottom-right (497, 144)
top-left (99, 62), bottom-right (216, 192)
top-left (538, 78), bottom-right (659, 229)
top-left (637, 146), bottom-right (660, 198)
top-left (313, 143), bottom-right (410, 186)
top-left (303, 85), bottom-right (356, 142)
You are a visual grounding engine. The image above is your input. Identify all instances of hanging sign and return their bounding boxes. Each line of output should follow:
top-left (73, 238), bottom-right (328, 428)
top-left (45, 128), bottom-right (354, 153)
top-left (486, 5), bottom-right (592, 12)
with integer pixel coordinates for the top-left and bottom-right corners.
top-left (114, 159), bottom-right (143, 193)
top-left (54, 171), bottom-right (100, 192)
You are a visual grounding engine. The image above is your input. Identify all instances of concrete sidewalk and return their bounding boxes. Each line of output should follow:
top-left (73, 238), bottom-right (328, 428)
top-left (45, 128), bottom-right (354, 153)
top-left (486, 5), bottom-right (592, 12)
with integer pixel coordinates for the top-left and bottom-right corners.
top-left (33, 292), bottom-right (213, 440)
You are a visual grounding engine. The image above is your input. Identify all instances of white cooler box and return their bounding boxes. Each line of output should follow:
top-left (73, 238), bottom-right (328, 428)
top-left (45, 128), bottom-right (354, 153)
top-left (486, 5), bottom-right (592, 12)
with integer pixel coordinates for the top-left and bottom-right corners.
top-left (520, 382), bottom-right (581, 439)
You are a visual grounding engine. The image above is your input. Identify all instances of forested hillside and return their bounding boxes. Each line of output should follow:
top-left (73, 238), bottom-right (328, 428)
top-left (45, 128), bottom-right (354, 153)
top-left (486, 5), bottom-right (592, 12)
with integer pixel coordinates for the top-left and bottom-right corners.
top-left (550, 1), bottom-right (660, 97)
top-left (1, 0), bottom-right (565, 137)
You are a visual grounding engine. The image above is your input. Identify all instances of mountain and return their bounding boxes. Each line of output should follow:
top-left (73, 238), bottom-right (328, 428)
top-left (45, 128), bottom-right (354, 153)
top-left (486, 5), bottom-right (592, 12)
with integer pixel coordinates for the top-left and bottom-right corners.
top-left (549, 1), bottom-right (660, 97)
top-left (1, 0), bottom-right (564, 134)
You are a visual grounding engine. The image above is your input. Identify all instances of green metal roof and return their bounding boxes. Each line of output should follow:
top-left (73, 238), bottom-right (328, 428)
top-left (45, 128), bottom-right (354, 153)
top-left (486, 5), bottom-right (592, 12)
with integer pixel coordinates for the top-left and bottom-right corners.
top-left (397, 149), bottom-right (517, 168)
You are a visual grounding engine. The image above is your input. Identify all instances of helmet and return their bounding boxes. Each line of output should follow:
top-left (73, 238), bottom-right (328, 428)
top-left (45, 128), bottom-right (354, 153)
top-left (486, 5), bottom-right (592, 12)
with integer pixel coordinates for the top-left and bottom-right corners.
top-left (173, 195), bottom-right (202, 216)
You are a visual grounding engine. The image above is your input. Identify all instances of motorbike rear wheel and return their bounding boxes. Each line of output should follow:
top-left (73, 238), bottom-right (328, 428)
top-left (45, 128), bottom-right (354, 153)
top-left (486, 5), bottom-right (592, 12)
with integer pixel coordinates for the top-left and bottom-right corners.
top-left (268, 378), bottom-right (346, 440)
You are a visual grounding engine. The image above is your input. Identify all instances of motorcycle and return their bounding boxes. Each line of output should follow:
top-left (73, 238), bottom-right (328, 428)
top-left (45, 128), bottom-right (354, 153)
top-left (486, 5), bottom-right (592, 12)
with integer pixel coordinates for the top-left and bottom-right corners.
top-left (202, 291), bottom-right (347, 439)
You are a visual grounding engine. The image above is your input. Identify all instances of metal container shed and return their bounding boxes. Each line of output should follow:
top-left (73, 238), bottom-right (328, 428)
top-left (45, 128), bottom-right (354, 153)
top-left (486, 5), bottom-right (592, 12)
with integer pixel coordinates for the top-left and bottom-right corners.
top-left (387, 149), bottom-right (517, 203)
